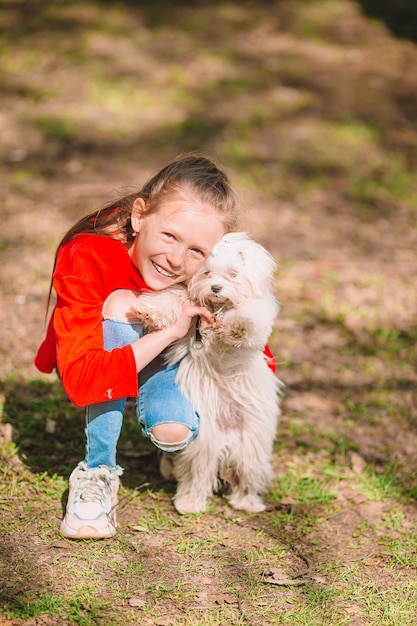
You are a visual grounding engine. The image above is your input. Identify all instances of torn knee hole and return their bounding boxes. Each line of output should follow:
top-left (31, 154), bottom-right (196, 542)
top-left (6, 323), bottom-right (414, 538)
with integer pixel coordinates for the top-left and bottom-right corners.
top-left (151, 423), bottom-right (190, 447)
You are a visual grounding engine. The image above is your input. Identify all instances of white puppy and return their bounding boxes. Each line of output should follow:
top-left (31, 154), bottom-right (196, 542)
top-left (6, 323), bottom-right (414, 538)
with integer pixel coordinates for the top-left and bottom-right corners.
top-left (134, 232), bottom-right (282, 514)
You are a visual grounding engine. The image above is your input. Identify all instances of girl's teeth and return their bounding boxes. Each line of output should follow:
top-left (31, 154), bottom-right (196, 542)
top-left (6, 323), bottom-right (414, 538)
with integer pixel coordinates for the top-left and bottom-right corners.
top-left (154, 262), bottom-right (175, 278)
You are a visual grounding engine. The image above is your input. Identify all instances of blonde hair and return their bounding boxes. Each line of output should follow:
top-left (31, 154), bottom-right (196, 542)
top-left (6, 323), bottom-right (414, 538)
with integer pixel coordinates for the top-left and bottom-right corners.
top-left (57, 153), bottom-right (241, 249)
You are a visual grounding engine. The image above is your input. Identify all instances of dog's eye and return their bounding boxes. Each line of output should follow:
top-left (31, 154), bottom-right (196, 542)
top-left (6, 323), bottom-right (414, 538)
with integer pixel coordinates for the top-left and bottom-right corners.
top-left (203, 270), bottom-right (210, 276)
top-left (229, 270), bottom-right (238, 278)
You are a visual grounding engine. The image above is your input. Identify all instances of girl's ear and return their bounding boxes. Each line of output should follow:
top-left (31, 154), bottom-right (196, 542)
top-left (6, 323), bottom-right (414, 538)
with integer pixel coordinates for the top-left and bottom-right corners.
top-left (131, 197), bottom-right (146, 233)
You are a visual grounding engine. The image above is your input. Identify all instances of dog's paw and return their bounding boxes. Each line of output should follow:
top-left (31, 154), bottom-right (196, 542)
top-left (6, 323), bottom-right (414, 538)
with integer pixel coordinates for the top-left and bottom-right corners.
top-left (221, 317), bottom-right (254, 346)
top-left (230, 324), bottom-right (248, 341)
top-left (228, 492), bottom-right (266, 513)
top-left (134, 288), bottom-right (185, 330)
top-left (174, 494), bottom-right (208, 515)
top-left (134, 309), bottom-right (169, 329)
top-left (134, 309), bottom-right (157, 327)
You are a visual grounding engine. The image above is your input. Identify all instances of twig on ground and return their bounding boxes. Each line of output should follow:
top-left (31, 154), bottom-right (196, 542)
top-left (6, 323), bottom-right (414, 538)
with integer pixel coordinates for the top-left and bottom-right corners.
top-left (235, 509), bottom-right (312, 585)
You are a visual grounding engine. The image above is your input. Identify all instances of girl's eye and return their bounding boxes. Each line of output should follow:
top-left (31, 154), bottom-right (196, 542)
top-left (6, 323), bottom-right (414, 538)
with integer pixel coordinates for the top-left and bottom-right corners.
top-left (191, 248), bottom-right (204, 256)
top-left (163, 232), bottom-right (175, 239)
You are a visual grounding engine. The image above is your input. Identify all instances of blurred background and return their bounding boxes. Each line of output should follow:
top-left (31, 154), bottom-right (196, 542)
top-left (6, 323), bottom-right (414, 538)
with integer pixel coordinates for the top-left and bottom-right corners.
top-left (2, 5), bottom-right (417, 620)
top-left (1, 0), bottom-right (416, 385)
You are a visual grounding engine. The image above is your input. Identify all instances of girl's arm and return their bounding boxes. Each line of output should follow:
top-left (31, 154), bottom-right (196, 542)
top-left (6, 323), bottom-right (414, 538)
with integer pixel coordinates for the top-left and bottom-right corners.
top-left (131, 300), bottom-right (213, 371)
top-left (102, 289), bottom-right (214, 372)
top-left (52, 275), bottom-right (213, 407)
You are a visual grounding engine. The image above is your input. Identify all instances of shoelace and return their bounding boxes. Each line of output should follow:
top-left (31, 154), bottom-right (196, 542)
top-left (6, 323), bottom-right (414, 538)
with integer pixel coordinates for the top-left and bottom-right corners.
top-left (74, 473), bottom-right (113, 505)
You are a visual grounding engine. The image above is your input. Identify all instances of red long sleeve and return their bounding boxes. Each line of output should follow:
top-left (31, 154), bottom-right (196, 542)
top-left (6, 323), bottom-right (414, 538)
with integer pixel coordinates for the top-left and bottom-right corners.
top-left (34, 234), bottom-right (150, 406)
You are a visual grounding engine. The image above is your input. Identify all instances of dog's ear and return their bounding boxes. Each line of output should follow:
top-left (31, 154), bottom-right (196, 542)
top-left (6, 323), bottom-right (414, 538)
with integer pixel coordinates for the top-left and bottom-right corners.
top-left (212, 231), bottom-right (249, 254)
top-left (240, 240), bottom-right (277, 298)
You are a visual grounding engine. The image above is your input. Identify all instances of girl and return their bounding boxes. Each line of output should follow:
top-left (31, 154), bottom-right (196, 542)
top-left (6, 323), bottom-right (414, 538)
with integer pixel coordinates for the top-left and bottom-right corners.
top-left (35, 153), bottom-right (240, 539)
top-left (35, 153), bottom-right (274, 539)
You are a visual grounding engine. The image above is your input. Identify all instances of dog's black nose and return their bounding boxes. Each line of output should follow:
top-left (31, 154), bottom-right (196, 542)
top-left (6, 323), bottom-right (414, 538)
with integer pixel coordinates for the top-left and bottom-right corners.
top-left (211, 284), bottom-right (222, 294)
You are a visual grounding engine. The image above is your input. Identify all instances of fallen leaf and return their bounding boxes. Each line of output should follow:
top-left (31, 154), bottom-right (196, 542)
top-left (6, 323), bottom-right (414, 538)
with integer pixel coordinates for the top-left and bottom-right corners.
top-left (345, 605), bottom-right (361, 614)
top-left (264, 567), bottom-right (287, 579)
top-left (195, 591), bottom-right (208, 603)
top-left (311, 575), bottom-right (327, 584)
top-left (263, 567), bottom-right (309, 586)
top-left (365, 556), bottom-right (390, 567)
top-left (129, 596), bottom-right (146, 606)
top-left (280, 496), bottom-right (298, 505)
top-left (215, 593), bottom-right (237, 605)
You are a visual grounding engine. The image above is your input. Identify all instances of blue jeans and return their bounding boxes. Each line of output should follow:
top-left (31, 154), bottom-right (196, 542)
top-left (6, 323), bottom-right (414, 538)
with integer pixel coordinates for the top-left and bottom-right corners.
top-left (85, 319), bottom-right (199, 469)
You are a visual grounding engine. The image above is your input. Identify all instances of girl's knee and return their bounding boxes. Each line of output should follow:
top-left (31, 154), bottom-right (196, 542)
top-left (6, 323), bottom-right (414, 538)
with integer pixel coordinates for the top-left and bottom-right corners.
top-left (102, 289), bottom-right (140, 322)
top-left (150, 423), bottom-right (190, 449)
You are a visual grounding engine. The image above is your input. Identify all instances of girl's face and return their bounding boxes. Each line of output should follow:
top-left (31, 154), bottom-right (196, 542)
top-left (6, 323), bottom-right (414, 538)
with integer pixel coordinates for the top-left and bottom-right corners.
top-left (128, 195), bottom-right (226, 290)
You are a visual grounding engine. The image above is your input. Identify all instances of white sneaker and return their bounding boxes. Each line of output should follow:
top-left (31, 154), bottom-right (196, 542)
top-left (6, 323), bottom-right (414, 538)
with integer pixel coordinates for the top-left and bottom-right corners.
top-left (60, 462), bottom-right (122, 539)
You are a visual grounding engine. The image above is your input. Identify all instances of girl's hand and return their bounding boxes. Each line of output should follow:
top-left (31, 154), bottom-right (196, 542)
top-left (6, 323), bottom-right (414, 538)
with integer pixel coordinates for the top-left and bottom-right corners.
top-left (169, 299), bottom-right (214, 340)
top-left (131, 299), bottom-right (215, 373)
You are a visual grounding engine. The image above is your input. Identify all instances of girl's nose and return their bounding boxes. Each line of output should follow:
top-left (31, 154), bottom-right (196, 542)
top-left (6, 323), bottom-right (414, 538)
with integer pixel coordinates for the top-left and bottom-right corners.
top-left (166, 246), bottom-right (186, 269)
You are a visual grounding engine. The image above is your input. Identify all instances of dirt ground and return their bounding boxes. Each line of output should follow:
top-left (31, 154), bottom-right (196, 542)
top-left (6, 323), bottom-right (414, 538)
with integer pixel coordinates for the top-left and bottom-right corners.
top-left (1, 1), bottom-right (417, 624)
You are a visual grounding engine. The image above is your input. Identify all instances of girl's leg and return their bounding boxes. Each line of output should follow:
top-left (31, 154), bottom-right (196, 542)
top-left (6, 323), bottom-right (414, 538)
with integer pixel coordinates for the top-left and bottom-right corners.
top-left (138, 364), bottom-right (199, 452)
top-left (60, 315), bottom-right (142, 540)
top-left (85, 398), bottom-right (126, 469)
top-left (83, 317), bottom-right (143, 469)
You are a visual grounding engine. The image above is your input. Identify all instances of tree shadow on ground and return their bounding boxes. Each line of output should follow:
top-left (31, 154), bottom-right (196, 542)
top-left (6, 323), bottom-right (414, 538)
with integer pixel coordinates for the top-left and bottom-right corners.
top-left (2, 0), bottom-right (417, 201)
top-left (5, 0), bottom-right (417, 43)
top-left (2, 375), bottom-right (417, 500)
top-left (0, 534), bottom-right (50, 615)
top-left (0, 378), bottom-right (168, 490)
top-left (357, 0), bottom-right (417, 41)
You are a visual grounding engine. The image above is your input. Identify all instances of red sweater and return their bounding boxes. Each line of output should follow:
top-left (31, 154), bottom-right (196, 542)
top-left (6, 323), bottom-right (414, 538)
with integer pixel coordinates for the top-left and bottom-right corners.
top-left (35, 233), bottom-right (277, 407)
top-left (35, 234), bottom-right (150, 406)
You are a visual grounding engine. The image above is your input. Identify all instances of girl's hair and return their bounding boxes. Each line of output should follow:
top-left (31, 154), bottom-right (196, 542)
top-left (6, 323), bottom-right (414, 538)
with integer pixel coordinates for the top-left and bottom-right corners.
top-left (47, 153), bottom-right (241, 315)
top-left (57, 152), bottom-right (241, 250)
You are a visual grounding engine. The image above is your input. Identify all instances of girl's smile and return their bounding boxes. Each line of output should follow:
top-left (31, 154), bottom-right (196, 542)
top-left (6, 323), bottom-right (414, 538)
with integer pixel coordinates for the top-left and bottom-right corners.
top-left (152, 261), bottom-right (177, 278)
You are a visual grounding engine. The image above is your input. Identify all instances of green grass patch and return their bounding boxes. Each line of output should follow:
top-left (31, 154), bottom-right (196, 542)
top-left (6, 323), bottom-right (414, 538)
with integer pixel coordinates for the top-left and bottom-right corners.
top-left (31, 115), bottom-right (74, 141)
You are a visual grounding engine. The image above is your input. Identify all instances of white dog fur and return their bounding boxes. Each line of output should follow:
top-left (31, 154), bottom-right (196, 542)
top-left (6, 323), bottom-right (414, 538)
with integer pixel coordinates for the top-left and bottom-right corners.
top-left (134, 232), bottom-right (282, 514)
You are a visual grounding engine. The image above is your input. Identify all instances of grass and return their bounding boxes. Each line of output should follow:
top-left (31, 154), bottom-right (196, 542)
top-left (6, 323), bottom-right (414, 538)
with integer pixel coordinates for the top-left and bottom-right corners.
top-left (2, 411), bottom-right (417, 625)
top-left (2, 371), bottom-right (413, 612)
top-left (1, 0), bottom-right (417, 624)
top-left (3, 335), bottom-right (415, 624)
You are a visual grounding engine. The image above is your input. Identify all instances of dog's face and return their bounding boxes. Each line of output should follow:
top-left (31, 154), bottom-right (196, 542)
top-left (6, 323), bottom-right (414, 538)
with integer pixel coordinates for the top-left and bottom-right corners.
top-left (188, 232), bottom-right (277, 309)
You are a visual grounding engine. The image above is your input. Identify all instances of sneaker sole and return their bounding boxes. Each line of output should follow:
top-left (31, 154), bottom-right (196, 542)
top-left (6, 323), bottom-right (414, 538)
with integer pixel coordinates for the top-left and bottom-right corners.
top-left (60, 521), bottom-right (117, 540)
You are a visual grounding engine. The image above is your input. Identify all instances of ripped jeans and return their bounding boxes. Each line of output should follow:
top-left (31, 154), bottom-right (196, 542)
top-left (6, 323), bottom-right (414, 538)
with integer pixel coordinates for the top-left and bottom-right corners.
top-left (85, 318), bottom-right (199, 470)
